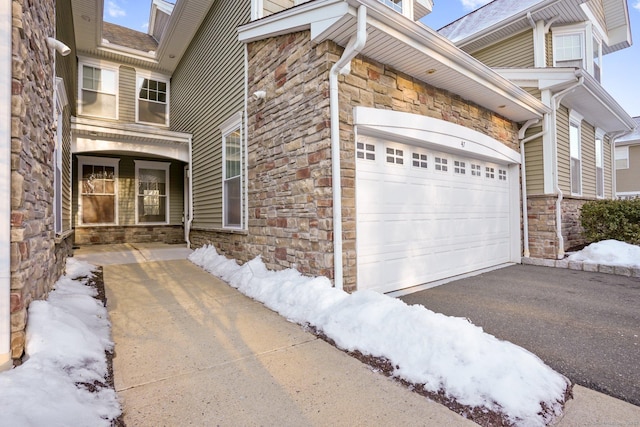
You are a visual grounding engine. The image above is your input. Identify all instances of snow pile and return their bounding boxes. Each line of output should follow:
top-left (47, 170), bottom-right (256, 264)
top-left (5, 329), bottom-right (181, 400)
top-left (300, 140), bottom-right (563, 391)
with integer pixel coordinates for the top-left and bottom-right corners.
top-left (567, 240), bottom-right (640, 268)
top-left (189, 245), bottom-right (570, 426)
top-left (0, 258), bottom-right (121, 427)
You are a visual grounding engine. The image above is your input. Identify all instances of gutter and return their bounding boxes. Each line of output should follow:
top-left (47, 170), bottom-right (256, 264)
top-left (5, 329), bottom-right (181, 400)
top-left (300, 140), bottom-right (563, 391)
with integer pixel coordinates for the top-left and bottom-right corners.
top-left (1, 0), bottom-right (12, 371)
top-left (518, 118), bottom-right (545, 258)
top-left (330, 5), bottom-right (367, 291)
top-left (550, 75), bottom-right (585, 259)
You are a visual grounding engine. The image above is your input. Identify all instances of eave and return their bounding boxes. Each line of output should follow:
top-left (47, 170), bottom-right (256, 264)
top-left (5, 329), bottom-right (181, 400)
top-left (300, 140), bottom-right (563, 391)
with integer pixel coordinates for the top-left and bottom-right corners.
top-left (496, 67), bottom-right (636, 133)
top-left (239, 0), bottom-right (549, 123)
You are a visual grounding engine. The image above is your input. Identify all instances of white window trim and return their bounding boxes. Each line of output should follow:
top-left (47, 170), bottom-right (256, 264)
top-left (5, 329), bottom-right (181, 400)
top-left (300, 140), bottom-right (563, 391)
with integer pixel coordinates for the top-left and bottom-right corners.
top-left (615, 145), bottom-right (629, 169)
top-left (135, 160), bottom-right (170, 225)
top-left (569, 110), bottom-right (583, 196)
top-left (135, 70), bottom-right (170, 127)
top-left (251, 0), bottom-right (263, 20)
top-left (595, 129), bottom-right (605, 198)
top-left (221, 112), bottom-right (244, 230)
top-left (78, 57), bottom-right (119, 120)
top-left (552, 24), bottom-right (587, 68)
top-left (77, 155), bottom-right (120, 226)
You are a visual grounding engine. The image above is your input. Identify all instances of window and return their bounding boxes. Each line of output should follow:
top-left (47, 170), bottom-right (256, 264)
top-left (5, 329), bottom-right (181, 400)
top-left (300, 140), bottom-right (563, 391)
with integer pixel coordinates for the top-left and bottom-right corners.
top-left (435, 157), bottom-right (448, 172)
top-left (595, 135), bottom-right (604, 198)
top-left (498, 169), bottom-right (507, 181)
top-left (554, 33), bottom-right (583, 68)
top-left (78, 156), bottom-right (119, 225)
top-left (454, 160), bottom-right (466, 175)
top-left (569, 118), bottom-right (582, 195)
top-left (471, 163), bottom-right (482, 177)
top-left (592, 36), bottom-right (602, 82)
top-left (357, 142), bottom-right (376, 161)
top-left (135, 161), bottom-right (169, 224)
top-left (222, 113), bottom-right (243, 229)
top-left (137, 74), bottom-right (169, 126)
top-left (386, 147), bottom-right (404, 165)
top-left (79, 62), bottom-right (117, 119)
top-left (615, 146), bottom-right (629, 169)
top-left (412, 152), bottom-right (427, 169)
top-left (378, 0), bottom-right (403, 14)
top-left (485, 167), bottom-right (495, 179)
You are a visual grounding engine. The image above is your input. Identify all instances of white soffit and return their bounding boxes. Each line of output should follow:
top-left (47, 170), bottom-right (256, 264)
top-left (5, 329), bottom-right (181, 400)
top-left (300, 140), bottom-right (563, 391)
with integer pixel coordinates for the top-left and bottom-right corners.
top-left (238, 0), bottom-right (548, 122)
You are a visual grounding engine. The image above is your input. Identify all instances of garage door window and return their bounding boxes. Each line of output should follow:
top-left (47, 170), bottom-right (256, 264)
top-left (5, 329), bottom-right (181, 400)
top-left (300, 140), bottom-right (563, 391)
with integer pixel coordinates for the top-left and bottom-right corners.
top-left (499, 169), bottom-right (507, 181)
top-left (435, 157), bottom-right (448, 172)
top-left (412, 153), bottom-right (428, 169)
top-left (454, 160), bottom-right (466, 175)
top-left (357, 142), bottom-right (376, 161)
top-left (486, 167), bottom-right (495, 179)
top-left (386, 147), bottom-right (404, 165)
top-left (471, 163), bottom-right (482, 177)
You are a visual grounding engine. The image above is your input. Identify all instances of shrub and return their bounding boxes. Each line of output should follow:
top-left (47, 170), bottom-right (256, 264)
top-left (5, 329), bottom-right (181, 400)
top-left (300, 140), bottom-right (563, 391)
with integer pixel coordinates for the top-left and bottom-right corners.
top-left (580, 199), bottom-right (640, 245)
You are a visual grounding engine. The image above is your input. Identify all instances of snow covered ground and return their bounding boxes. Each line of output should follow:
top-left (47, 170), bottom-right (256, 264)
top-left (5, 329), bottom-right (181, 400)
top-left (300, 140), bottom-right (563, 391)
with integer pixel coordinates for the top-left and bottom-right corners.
top-left (0, 258), bottom-right (121, 427)
top-left (0, 240), bottom-right (637, 426)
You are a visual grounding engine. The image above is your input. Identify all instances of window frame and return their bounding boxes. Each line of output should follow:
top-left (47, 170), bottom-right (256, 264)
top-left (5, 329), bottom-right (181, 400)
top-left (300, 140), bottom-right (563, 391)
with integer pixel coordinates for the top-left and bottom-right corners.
top-left (78, 58), bottom-right (119, 120)
top-left (135, 71), bottom-right (170, 127)
top-left (221, 112), bottom-right (244, 230)
top-left (552, 23), bottom-right (601, 80)
top-left (595, 130), bottom-right (605, 199)
top-left (615, 146), bottom-right (629, 170)
top-left (135, 160), bottom-right (170, 225)
top-left (569, 111), bottom-right (583, 196)
top-left (77, 156), bottom-right (120, 226)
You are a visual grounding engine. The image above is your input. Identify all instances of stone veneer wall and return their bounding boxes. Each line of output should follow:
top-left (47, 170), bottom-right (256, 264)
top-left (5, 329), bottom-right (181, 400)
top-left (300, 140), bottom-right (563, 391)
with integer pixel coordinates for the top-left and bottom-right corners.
top-left (75, 226), bottom-right (185, 245)
top-left (10, 0), bottom-right (73, 360)
top-left (192, 31), bottom-right (520, 292)
top-left (527, 195), bottom-right (589, 259)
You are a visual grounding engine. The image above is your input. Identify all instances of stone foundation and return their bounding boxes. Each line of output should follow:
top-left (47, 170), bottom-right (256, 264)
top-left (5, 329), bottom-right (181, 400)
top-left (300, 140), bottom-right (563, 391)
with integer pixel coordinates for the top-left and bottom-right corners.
top-left (74, 225), bottom-right (185, 245)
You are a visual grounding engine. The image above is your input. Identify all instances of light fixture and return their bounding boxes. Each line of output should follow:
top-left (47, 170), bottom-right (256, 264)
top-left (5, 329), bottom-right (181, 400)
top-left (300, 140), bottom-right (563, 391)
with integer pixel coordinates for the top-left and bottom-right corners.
top-left (252, 90), bottom-right (266, 101)
top-left (497, 105), bottom-right (506, 109)
top-left (426, 68), bottom-right (437, 75)
top-left (168, 54), bottom-right (176, 59)
top-left (81, 14), bottom-right (91, 22)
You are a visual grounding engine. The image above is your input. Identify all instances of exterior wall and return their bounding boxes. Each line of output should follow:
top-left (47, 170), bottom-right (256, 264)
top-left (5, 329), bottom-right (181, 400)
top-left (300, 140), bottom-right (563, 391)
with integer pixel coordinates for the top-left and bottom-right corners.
top-left (545, 32), bottom-right (553, 66)
top-left (72, 154), bottom-right (185, 243)
top-left (585, 0), bottom-right (606, 33)
top-left (617, 144), bottom-right (640, 194)
top-left (523, 128), bottom-right (544, 195)
top-left (581, 120), bottom-right (597, 197)
top-left (472, 30), bottom-right (535, 68)
top-left (171, 0), bottom-right (250, 229)
top-left (118, 65), bottom-right (137, 123)
top-left (556, 106), bottom-right (571, 194)
top-left (604, 135), bottom-right (612, 198)
top-left (10, 0), bottom-right (74, 360)
top-left (193, 30), bottom-right (520, 292)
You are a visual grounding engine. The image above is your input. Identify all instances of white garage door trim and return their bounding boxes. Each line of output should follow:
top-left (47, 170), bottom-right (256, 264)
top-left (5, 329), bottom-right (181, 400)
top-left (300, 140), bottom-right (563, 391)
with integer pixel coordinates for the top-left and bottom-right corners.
top-left (354, 107), bottom-right (522, 294)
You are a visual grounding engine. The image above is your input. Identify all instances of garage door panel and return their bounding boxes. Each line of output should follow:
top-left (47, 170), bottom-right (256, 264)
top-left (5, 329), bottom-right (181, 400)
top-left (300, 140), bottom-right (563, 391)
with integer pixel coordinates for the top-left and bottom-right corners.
top-left (357, 137), bottom-right (516, 293)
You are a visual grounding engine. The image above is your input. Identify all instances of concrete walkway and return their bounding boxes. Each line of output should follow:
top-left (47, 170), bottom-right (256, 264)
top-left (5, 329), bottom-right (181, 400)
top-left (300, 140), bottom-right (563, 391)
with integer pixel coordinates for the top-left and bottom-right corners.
top-left (73, 243), bottom-right (640, 426)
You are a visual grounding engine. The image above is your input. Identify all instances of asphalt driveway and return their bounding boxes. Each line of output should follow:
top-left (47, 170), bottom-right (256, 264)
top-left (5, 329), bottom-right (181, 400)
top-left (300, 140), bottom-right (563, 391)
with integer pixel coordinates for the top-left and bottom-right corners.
top-left (399, 264), bottom-right (640, 407)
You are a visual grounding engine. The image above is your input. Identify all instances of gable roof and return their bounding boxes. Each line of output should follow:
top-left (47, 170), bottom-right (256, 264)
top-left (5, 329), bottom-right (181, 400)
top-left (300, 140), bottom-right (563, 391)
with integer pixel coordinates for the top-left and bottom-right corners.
top-left (102, 22), bottom-right (158, 53)
top-left (439, 0), bottom-right (632, 55)
top-left (239, 0), bottom-right (549, 122)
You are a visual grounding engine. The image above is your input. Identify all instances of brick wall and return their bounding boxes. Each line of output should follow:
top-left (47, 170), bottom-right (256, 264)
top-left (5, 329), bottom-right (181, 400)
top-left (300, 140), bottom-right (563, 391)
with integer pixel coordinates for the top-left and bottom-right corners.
top-left (75, 226), bottom-right (185, 245)
top-left (10, 0), bottom-right (73, 360)
top-left (194, 31), bottom-right (520, 292)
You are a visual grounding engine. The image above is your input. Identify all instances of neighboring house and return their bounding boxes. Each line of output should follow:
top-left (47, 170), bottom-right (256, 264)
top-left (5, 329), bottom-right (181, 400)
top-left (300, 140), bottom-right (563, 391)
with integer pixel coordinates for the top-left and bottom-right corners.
top-left (615, 117), bottom-right (640, 198)
top-left (438, 0), bottom-right (636, 258)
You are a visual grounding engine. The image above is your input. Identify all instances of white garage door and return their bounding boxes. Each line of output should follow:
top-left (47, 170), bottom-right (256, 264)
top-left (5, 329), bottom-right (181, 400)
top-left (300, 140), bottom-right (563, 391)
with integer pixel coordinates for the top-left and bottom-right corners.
top-left (356, 136), bottom-right (516, 294)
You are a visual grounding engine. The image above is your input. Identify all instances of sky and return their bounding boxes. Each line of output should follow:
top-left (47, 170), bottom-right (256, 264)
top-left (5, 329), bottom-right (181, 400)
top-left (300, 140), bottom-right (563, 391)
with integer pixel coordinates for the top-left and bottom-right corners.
top-left (104, 0), bottom-right (640, 117)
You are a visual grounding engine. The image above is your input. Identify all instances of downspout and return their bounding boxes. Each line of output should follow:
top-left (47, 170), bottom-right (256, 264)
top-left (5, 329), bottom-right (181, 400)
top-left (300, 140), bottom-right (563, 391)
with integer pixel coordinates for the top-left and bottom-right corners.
top-left (551, 75), bottom-right (584, 259)
top-left (330, 5), bottom-right (367, 291)
top-left (519, 118), bottom-right (544, 258)
top-left (1, 0), bottom-right (12, 371)
top-left (243, 45), bottom-right (249, 243)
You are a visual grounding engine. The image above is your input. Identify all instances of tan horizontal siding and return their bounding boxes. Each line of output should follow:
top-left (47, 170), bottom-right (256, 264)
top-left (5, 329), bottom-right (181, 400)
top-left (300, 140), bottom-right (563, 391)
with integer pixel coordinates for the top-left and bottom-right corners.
top-left (546, 32), bottom-right (553, 66)
top-left (263, 0), bottom-right (295, 16)
top-left (62, 107), bottom-right (72, 231)
top-left (473, 30), bottom-right (535, 68)
top-left (118, 158), bottom-right (135, 225)
top-left (119, 66), bottom-right (136, 123)
top-left (170, 0), bottom-right (250, 229)
top-left (524, 130), bottom-right (544, 195)
top-left (617, 145), bottom-right (640, 193)
top-left (557, 106), bottom-right (571, 194)
top-left (604, 136), bottom-right (612, 198)
top-left (581, 121), bottom-right (596, 197)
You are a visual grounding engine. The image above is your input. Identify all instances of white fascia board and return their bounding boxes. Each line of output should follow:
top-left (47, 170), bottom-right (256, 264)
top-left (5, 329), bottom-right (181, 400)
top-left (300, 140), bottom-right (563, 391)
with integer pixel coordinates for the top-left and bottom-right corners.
top-left (237, 0), bottom-right (348, 43)
top-left (71, 117), bottom-right (192, 144)
top-left (74, 137), bottom-right (189, 163)
top-left (579, 75), bottom-right (636, 130)
top-left (495, 68), bottom-right (579, 91)
top-left (361, 10), bottom-right (549, 118)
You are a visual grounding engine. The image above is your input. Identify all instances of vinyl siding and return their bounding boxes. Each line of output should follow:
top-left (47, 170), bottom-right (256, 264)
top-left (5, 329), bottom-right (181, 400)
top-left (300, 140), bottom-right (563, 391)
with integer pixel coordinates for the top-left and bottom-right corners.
top-left (617, 144), bottom-right (640, 193)
top-left (171, 0), bottom-right (250, 229)
top-left (585, 0), bottom-right (607, 34)
top-left (523, 87), bottom-right (541, 100)
top-left (61, 107), bottom-right (73, 231)
top-left (557, 106), bottom-right (571, 194)
top-left (472, 30), bottom-right (535, 68)
top-left (581, 121), bottom-right (596, 197)
top-left (603, 136), bottom-right (612, 198)
top-left (523, 128), bottom-right (544, 195)
top-left (119, 66), bottom-right (136, 123)
top-left (546, 32), bottom-right (553, 66)
top-left (264, 0), bottom-right (295, 16)
top-left (73, 155), bottom-right (184, 226)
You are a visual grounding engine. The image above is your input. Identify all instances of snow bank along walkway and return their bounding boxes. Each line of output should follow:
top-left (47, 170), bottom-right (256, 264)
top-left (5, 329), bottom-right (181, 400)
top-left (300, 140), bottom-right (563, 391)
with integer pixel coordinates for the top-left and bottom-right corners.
top-left (74, 243), bottom-right (473, 426)
top-left (74, 243), bottom-right (640, 426)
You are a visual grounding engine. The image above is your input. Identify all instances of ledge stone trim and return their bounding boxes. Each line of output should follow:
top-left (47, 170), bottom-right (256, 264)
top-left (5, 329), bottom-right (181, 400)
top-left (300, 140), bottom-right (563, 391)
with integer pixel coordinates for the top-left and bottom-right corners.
top-left (522, 257), bottom-right (640, 278)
